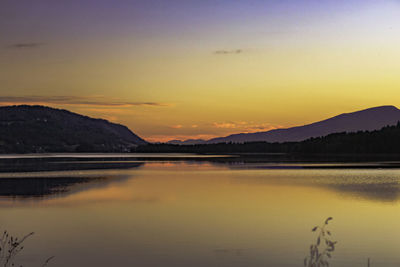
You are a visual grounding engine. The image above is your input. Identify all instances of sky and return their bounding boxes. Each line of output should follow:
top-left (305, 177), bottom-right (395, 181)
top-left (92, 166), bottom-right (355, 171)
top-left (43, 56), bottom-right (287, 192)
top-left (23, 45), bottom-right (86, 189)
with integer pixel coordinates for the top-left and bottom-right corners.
top-left (1, 0), bottom-right (400, 142)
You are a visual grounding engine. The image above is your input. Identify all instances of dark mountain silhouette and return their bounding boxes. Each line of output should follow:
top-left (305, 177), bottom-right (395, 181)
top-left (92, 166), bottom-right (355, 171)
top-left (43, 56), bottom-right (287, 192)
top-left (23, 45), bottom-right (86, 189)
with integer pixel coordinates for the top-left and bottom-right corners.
top-left (205, 105), bottom-right (400, 143)
top-left (136, 122), bottom-right (400, 154)
top-left (167, 139), bottom-right (207, 145)
top-left (0, 105), bottom-right (146, 153)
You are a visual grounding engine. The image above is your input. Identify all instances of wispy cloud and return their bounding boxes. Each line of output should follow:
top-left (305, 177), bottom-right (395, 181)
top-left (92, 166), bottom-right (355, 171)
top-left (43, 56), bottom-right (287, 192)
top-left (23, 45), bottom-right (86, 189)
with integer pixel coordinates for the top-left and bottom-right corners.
top-left (170, 124), bottom-right (183, 129)
top-left (213, 121), bottom-right (281, 132)
top-left (169, 124), bottom-right (200, 129)
top-left (213, 122), bottom-right (238, 129)
top-left (7, 42), bottom-right (45, 49)
top-left (214, 49), bottom-right (242, 55)
top-left (0, 96), bottom-right (170, 108)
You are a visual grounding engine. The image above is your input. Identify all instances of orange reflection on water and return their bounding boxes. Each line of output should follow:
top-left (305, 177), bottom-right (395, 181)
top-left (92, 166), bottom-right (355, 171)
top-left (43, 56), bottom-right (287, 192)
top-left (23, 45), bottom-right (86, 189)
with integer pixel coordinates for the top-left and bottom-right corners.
top-left (1, 162), bottom-right (400, 266)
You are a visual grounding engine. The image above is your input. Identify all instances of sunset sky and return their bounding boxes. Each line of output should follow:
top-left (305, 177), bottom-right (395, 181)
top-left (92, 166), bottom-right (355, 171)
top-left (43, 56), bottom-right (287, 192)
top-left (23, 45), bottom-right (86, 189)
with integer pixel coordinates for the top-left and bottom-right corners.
top-left (1, 0), bottom-right (400, 142)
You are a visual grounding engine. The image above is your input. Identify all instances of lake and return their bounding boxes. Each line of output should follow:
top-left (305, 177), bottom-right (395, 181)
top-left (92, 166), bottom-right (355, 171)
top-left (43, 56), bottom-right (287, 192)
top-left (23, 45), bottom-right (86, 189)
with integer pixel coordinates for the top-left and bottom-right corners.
top-left (1, 154), bottom-right (400, 267)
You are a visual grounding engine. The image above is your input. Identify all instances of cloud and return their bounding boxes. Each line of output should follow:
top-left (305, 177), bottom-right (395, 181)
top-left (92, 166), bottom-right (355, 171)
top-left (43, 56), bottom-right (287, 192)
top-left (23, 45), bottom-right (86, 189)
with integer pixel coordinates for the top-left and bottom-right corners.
top-left (7, 42), bottom-right (44, 49)
top-left (170, 124), bottom-right (183, 129)
top-left (0, 96), bottom-right (170, 108)
top-left (213, 121), bottom-right (281, 132)
top-left (214, 49), bottom-right (242, 55)
top-left (213, 122), bottom-right (238, 129)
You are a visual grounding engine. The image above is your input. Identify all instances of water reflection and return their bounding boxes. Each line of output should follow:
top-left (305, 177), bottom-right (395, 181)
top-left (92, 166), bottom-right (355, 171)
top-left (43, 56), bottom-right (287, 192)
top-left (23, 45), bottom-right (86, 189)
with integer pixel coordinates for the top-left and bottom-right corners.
top-left (326, 182), bottom-right (400, 202)
top-left (1, 156), bottom-right (400, 203)
top-left (0, 159), bottom-right (144, 199)
top-left (1, 157), bottom-right (400, 267)
top-left (0, 157), bottom-right (144, 173)
top-left (0, 177), bottom-right (101, 198)
top-left (231, 170), bottom-right (400, 203)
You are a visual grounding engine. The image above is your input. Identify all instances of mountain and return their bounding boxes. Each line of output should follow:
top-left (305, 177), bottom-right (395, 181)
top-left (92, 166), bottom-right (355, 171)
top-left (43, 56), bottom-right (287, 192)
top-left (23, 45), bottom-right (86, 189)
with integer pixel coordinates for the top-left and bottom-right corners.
top-left (206, 106), bottom-right (400, 144)
top-left (137, 122), bottom-right (400, 155)
top-left (167, 139), bottom-right (207, 145)
top-left (0, 105), bottom-right (146, 153)
top-left (164, 106), bottom-right (400, 145)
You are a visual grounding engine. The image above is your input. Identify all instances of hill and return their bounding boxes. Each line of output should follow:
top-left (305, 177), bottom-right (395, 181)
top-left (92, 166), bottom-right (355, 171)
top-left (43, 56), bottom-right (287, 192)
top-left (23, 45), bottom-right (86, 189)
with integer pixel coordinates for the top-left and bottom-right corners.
top-left (167, 139), bottom-right (206, 145)
top-left (0, 105), bottom-right (146, 153)
top-left (205, 105), bottom-right (400, 143)
top-left (136, 122), bottom-right (400, 154)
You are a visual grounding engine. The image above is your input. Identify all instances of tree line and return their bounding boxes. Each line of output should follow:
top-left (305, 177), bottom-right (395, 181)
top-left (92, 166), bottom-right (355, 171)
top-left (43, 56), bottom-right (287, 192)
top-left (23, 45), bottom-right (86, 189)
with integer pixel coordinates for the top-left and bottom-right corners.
top-left (135, 122), bottom-right (400, 154)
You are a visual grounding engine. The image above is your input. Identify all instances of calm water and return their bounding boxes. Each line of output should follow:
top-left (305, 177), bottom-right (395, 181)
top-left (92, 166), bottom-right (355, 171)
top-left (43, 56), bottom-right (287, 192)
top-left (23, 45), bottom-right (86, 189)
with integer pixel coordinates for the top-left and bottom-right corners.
top-left (1, 154), bottom-right (400, 266)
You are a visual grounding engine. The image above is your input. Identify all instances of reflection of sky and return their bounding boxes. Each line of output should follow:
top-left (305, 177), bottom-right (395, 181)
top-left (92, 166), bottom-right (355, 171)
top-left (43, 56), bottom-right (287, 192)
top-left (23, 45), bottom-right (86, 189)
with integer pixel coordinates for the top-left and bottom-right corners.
top-left (2, 161), bottom-right (400, 203)
top-left (1, 162), bottom-right (400, 266)
top-left (2, 1), bottom-right (400, 141)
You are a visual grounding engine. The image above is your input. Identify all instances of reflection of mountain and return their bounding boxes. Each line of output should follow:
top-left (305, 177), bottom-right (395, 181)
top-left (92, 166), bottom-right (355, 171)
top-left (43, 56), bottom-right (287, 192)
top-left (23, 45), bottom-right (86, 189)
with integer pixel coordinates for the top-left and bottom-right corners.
top-left (0, 158), bottom-right (144, 173)
top-left (0, 159), bottom-right (144, 199)
top-left (228, 164), bottom-right (400, 203)
top-left (0, 173), bottom-right (137, 199)
top-left (0, 177), bottom-right (101, 198)
top-left (327, 182), bottom-right (400, 202)
top-left (303, 181), bottom-right (400, 203)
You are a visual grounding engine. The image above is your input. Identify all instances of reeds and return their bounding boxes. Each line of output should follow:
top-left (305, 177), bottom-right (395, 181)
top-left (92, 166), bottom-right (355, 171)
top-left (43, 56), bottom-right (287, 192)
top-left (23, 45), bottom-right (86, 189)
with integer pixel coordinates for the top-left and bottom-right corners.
top-left (0, 230), bottom-right (53, 267)
top-left (304, 217), bottom-right (337, 267)
top-left (0, 230), bottom-right (33, 267)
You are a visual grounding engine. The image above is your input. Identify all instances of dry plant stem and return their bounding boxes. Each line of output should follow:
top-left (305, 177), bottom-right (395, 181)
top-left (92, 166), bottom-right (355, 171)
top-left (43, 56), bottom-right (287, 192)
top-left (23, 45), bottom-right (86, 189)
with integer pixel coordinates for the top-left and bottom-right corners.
top-left (0, 230), bottom-right (34, 267)
top-left (41, 256), bottom-right (55, 267)
top-left (304, 217), bottom-right (337, 267)
top-left (1, 229), bottom-right (54, 267)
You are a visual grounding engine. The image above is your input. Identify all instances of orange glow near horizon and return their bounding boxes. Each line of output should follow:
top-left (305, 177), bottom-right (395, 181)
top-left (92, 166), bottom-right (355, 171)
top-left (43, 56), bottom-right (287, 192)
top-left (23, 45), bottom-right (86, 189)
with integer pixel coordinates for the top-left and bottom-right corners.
top-left (1, 0), bottom-right (400, 142)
